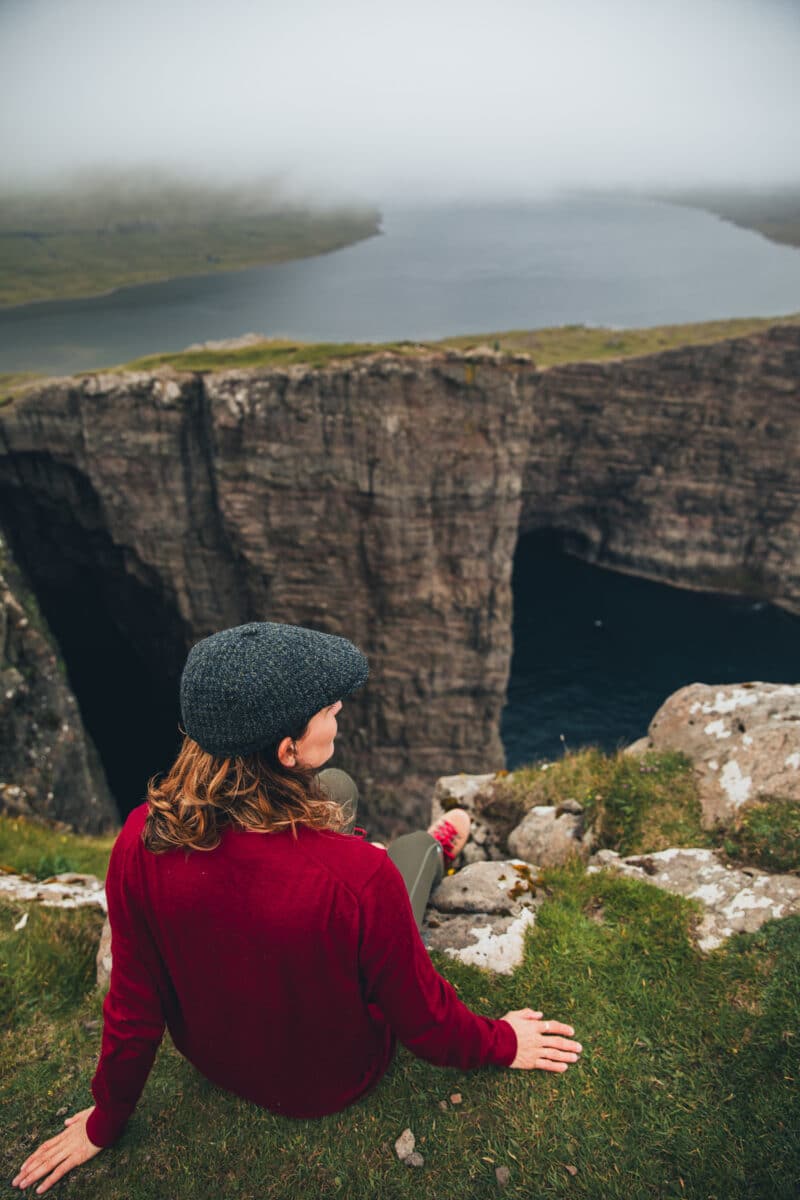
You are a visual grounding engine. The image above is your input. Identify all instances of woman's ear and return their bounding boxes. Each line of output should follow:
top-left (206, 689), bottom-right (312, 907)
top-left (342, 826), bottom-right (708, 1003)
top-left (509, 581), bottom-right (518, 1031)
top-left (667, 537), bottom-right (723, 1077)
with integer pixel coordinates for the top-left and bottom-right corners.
top-left (276, 736), bottom-right (297, 768)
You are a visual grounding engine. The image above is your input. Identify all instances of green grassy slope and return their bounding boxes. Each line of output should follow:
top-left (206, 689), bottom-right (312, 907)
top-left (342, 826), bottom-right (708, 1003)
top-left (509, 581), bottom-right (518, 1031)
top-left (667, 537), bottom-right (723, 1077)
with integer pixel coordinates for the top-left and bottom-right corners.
top-left (2, 750), bottom-right (798, 1198)
top-left (0, 178), bottom-right (380, 308)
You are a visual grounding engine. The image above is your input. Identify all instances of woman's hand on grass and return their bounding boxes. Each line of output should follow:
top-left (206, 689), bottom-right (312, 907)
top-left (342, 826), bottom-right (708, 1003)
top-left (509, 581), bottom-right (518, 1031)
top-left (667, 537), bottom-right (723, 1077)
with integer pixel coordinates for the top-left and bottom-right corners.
top-left (12, 1107), bottom-right (103, 1193)
top-left (502, 1008), bottom-right (583, 1071)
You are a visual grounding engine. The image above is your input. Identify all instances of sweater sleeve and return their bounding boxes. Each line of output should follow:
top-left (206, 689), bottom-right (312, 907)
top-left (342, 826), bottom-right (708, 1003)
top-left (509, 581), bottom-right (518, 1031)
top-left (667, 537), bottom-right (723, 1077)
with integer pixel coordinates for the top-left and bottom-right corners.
top-left (358, 854), bottom-right (517, 1069)
top-left (86, 828), bottom-right (166, 1148)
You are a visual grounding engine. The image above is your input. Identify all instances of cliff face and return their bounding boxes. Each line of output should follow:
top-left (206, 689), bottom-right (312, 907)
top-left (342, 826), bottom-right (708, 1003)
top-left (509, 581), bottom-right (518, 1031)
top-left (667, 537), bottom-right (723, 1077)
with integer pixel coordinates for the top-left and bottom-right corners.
top-left (0, 533), bottom-right (115, 831)
top-left (0, 323), bottom-right (798, 830)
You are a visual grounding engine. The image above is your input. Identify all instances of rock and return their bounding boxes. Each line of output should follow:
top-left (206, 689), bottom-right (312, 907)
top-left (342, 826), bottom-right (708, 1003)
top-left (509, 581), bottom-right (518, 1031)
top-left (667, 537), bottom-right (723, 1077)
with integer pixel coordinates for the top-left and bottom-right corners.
top-left (429, 860), bottom-right (540, 915)
top-left (0, 534), bottom-right (116, 832)
top-left (430, 774), bottom-right (515, 862)
top-left (646, 683), bottom-right (800, 825)
top-left (623, 737), bottom-right (651, 756)
top-left (423, 908), bottom-right (537, 974)
top-left (394, 1129), bottom-right (415, 1161)
top-left (404, 1152), bottom-right (425, 1168)
top-left (97, 916), bottom-right (113, 990)
top-left (495, 1165), bottom-right (511, 1187)
top-left (508, 806), bottom-right (589, 866)
top-left (0, 868), bottom-right (106, 912)
top-left (589, 847), bottom-right (800, 951)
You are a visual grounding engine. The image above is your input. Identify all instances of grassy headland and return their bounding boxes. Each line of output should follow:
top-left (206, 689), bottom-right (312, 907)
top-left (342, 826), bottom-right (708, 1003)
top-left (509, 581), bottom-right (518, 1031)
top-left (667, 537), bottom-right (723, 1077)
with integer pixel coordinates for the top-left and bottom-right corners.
top-left (2, 749), bottom-right (798, 1198)
top-left (657, 185), bottom-right (800, 251)
top-left (113, 311), bottom-right (800, 375)
top-left (0, 176), bottom-right (380, 308)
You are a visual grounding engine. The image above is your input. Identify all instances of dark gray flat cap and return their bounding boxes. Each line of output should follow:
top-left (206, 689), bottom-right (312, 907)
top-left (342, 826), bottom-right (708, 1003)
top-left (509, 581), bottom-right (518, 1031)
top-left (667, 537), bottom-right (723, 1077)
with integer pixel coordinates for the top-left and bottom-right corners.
top-left (180, 622), bottom-right (369, 757)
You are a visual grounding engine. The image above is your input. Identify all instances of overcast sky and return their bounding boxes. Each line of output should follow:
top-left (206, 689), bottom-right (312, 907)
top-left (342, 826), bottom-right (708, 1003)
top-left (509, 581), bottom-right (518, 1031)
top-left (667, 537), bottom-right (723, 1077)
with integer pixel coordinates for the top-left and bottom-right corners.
top-left (1, 0), bottom-right (798, 202)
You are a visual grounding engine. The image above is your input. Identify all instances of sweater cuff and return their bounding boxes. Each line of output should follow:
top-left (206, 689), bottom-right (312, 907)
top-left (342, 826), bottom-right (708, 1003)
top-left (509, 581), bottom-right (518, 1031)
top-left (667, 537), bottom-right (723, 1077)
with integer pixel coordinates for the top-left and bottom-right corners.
top-left (494, 1019), bottom-right (518, 1067)
top-left (85, 1105), bottom-right (126, 1149)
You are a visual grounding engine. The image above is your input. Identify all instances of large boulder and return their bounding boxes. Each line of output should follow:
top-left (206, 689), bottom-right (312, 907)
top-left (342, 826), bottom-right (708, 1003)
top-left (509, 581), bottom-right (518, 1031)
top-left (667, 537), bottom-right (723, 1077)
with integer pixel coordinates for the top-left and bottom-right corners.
top-left (644, 682), bottom-right (800, 825)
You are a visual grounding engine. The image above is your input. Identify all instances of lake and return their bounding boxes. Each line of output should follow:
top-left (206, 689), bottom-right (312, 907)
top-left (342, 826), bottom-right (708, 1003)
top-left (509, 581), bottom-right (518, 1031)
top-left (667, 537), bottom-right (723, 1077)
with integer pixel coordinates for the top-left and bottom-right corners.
top-left (2, 195), bottom-right (800, 376)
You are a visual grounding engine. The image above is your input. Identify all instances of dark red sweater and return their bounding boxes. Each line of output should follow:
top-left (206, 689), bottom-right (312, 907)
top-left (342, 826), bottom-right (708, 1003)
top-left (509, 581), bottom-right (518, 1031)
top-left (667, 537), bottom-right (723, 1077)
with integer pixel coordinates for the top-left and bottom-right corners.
top-left (86, 805), bottom-right (517, 1147)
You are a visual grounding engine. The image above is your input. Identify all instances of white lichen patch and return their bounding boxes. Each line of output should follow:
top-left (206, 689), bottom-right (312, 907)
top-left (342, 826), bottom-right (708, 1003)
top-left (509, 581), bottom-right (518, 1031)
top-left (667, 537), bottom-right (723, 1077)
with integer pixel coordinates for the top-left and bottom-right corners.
top-left (0, 872), bottom-right (107, 912)
top-left (785, 752), bottom-right (800, 770)
top-left (720, 760), bottom-right (752, 807)
top-left (445, 907), bottom-right (536, 974)
top-left (699, 688), bottom-right (762, 716)
top-left (690, 882), bottom-right (727, 906)
top-left (703, 719), bottom-right (731, 739)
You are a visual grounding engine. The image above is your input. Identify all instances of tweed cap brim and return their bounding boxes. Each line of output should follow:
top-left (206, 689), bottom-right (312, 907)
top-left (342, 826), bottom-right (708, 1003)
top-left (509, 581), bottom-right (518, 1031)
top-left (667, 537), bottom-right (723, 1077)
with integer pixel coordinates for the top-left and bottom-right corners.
top-left (180, 622), bottom-right (369, 757)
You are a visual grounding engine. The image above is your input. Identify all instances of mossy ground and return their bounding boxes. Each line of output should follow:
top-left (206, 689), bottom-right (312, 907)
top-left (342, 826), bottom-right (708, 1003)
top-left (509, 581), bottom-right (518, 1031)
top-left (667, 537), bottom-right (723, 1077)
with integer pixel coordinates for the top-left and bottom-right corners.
top-left (2, 751), bottom-right (799, 1198)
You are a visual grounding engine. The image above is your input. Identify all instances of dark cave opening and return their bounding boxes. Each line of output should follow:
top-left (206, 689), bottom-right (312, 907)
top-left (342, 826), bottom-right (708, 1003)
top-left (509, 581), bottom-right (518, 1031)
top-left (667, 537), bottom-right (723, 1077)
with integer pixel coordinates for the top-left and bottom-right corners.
top-left (2, 464), bottom-right (187, 818)
top-left (502, 528), bottom-right (800, 768)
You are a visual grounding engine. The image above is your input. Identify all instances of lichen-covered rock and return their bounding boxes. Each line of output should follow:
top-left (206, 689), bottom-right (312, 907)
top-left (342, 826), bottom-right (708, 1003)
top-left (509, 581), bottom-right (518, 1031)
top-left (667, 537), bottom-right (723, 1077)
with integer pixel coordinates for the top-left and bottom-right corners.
top-left (0, 868), bottom-right (106, 911)
top-left (429, 860), bottom-right (540, 915)
top-left (507, 805), bottom-right (589, 866)
top-left (423, 908), bottom-right (537, 974)
top-left (0, 534), bottom-right (116, 832)
top-left (644, 682), bottom-right (800, 824)
top-left (589, 847), bottom-right (800, 951)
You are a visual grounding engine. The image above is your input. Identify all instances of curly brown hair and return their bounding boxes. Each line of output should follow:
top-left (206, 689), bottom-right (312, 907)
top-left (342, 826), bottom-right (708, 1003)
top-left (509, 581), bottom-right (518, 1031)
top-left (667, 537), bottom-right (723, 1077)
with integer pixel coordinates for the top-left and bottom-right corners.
top-left (142, 734), bottom-right (346, 853)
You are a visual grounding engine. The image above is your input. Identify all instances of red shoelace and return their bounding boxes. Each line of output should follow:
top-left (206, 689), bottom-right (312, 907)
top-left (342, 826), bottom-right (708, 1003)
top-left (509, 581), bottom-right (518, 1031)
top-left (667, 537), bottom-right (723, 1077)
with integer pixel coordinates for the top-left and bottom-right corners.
top-left (429, 818), bottom-right (461, 861)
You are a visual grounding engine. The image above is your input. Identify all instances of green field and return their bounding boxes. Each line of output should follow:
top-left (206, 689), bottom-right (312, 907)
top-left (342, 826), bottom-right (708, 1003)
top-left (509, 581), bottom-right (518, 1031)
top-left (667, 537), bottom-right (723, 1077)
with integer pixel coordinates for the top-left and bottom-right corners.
top-left (0, 176), bottom-right (380, 308)
top-left (2, 750), bottom-right (798, 1198)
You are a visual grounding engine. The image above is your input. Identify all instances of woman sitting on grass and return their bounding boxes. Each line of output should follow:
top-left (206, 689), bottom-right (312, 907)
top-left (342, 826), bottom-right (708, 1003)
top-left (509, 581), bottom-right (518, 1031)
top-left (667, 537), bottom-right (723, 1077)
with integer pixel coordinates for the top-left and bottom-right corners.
top-left (14, 622), bottom-right (582, 1195)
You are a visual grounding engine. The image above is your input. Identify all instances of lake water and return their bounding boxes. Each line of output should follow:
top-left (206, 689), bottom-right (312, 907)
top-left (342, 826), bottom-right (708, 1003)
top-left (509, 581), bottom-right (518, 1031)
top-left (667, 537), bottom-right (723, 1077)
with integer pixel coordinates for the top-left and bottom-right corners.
top-left (2, 195), bottom-right (800, 375)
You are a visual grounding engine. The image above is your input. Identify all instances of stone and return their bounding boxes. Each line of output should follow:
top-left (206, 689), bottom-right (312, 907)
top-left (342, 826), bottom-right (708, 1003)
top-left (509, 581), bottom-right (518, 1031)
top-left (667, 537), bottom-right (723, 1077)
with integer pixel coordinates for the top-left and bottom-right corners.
top-left (394, 1129), bottom-right (415, 1161)
top-left (645, 682), bottom-right (800, 824)
top-left (404, 1152), bottom-right (425, 1168)
top-left (588, 847), bottom-right (800, 951)
top-left (97, 916), bottom-right (113, 990)
top-left (495, 1165), bottom-right (511, 1187)
top-left (0, 868), bottom-right (106, 912)
top-left (423, 908), bottom-right (537, 974)
top-left (429, 860), bottom-right (540, 916)
top-left (0, 534), bottom-right (116, 832)
top-left (507, 806), bottom-right (589, 866)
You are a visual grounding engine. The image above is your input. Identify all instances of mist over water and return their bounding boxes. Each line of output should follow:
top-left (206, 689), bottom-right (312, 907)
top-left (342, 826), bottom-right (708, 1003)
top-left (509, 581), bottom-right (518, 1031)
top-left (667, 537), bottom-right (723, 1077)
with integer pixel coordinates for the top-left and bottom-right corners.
top-left (1, 0), bottom-right (799, 202)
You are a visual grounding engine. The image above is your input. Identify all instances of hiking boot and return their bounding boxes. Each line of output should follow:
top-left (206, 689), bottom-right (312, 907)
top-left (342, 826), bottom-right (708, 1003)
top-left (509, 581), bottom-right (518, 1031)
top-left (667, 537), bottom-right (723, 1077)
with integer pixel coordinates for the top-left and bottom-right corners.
top-left (427, 808), bottom-right (471, 864)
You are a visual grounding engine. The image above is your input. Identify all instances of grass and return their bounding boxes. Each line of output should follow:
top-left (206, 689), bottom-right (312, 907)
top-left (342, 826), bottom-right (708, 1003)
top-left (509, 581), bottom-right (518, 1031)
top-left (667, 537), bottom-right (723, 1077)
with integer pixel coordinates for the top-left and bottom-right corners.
top-left (2, 753), bottom-right (798, 1196)
top-left (101, 312), bottom-right (800, 377)
top-left (1, 847), bottom-right (798, 1198)
top-left (0, 176), bottom-right (380, 308)
top-left (722, 798), bottom-right (800, 876)
top-left (0, 815), bottom-right (116, 880)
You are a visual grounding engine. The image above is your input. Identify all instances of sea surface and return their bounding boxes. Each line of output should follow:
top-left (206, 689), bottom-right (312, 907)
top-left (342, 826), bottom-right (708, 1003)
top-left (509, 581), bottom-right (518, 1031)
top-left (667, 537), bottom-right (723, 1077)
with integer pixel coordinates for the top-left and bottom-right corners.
top-left (502, 536), bottom-right (800, 767)
top-left (2, 195), bottom-right (800, 375)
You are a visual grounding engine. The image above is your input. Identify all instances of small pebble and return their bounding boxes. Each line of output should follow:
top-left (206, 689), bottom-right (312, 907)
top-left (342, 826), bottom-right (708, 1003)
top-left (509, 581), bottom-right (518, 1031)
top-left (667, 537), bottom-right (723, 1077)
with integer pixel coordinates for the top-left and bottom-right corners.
top-left (394, 1128), bottom-right (415, 1160)
top-left (404, 1152), bottom-right (425, 1168)
top-left (495, 1165), bottom-right (510, 1187)
top-left (450, 1092), bottom-right (462, 1105)
top-left (438, 1100), bottom-right (449, 1111)
top-left (56, 1107), bottom-right (68, 1117)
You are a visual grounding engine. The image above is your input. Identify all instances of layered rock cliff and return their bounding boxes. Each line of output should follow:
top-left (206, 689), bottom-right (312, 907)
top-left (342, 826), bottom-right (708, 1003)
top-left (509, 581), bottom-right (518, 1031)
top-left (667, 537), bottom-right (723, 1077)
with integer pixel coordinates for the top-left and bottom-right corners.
top-left (1, 322), bottom-right (798, 830)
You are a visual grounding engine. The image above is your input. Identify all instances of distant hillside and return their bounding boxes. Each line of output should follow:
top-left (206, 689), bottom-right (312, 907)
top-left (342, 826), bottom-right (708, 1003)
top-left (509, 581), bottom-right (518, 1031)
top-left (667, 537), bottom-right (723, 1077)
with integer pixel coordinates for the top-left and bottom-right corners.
top-left (659, 185), bottom-right (800, 250)
top-left (0, 175), bottom-right (381, 308)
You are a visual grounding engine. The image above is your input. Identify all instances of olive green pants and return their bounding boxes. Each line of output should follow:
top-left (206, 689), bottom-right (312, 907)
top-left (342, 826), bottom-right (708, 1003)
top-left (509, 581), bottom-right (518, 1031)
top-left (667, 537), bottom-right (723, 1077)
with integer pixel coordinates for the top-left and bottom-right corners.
top-left (318, 768), bottom-right (444, 930)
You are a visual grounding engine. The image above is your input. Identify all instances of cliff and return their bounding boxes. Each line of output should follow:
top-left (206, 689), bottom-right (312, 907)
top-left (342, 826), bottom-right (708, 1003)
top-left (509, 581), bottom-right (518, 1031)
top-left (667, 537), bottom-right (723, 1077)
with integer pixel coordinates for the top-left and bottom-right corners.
top-left (1, 322), bottom-right (798, 829)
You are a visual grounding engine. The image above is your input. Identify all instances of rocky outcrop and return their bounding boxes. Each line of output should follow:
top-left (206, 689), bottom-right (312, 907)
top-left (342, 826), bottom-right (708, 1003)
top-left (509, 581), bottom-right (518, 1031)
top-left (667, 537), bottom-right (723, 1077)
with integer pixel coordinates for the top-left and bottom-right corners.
top-left (589, 848), bottom-right (800, 952)
top-left (0, 534), bottom-right (116, 831)
top-left (641, 682), bottom-right (800, 825)
top-left (1, 323), bottom-right (799, 828)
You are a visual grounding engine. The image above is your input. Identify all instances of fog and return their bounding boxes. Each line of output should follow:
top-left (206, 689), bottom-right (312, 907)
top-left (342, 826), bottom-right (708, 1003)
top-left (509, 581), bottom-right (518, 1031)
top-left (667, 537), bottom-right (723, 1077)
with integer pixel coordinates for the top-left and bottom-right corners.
top-left (1, 0), bottom-right (798, 203)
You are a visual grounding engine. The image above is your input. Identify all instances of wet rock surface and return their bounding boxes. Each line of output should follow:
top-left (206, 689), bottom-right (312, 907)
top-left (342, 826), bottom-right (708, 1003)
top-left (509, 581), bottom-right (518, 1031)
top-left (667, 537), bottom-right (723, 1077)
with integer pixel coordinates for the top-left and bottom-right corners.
top-left (643, 682), bottom-right (800, 824)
